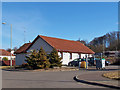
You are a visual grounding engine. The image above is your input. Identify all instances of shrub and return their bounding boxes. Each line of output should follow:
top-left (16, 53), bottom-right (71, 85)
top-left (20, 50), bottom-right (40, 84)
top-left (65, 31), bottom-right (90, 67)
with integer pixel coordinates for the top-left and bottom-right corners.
top-left (37, 47), bottom-right (50, 69)
top-left (25, 50), bottom-right (38, 69)
top-left (2, 57), bottom-right (8, 61)
top-left (112, 57), bottom-right (120, 65)
top-left (25, 47), bottom-right (50, 69)
top-left (21, 63), bottom-right (28, 68)
top-left (49, 48), bottom-right (62, 68)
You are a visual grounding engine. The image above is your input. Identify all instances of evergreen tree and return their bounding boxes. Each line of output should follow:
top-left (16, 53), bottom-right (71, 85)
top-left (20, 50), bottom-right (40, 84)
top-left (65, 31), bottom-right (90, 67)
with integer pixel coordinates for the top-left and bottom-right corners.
top-left (49, 48), bottom-right (62, 68)
top-left (37, 47), bottom-right (50, 69)
top-left (25, 47), bottom-right (50, 69)
top-left (25, 50), bottom-right (38, 69)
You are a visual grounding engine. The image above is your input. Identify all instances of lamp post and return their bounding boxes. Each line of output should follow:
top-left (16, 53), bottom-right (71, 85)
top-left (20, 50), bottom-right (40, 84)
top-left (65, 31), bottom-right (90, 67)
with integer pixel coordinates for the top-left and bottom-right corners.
top-left (10, 24), bottom-right (12, 67)
top-left (2, 22), bottom-right (12, 67)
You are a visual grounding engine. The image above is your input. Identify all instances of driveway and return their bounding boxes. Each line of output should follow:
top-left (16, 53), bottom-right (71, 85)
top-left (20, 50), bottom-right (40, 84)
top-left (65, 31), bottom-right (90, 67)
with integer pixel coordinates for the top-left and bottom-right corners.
top-left (2, 65), bottom-right (119, 88)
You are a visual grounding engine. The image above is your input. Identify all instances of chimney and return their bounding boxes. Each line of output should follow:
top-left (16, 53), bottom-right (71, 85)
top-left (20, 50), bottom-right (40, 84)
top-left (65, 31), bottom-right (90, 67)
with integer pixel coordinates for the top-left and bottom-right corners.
top-left (29, 40), bottom-right (31, 43)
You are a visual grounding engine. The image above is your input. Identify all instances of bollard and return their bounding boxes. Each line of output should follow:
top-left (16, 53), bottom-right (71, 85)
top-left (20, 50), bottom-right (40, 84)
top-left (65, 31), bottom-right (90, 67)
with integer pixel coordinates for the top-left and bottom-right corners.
top-left (79, 62), bottom-right (81, 70)
top-left (85, 55), bottom-right (88, 69)
top-left (86, 58), bottom-right (88, 69)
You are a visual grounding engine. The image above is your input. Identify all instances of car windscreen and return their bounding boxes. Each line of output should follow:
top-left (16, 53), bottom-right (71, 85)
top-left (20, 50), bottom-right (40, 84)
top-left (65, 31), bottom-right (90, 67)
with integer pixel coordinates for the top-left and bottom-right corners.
top-left (73, 59), bottom-right (78, 61)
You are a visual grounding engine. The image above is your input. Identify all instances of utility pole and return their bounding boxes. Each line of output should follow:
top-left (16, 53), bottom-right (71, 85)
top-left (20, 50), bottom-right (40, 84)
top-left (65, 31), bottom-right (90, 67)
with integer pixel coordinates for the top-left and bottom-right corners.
top-left (23, 27), bottom-right (26, 43)
top-left (118, 1), bottom-right (120, 51)
top-left (10, 24), bottom-right (12, 67)
top-left (2, 22), bottom-right (12, 67)
top-left (117, 31), bottom-right (120, 51)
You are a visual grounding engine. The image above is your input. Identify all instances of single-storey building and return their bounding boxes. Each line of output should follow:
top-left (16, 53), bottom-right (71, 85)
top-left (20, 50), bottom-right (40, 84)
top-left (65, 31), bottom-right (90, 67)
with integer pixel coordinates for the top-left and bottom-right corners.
top-left (0, 49), bottom-right (15, 61)
top-left (15, 35), bottom-right (95, 65)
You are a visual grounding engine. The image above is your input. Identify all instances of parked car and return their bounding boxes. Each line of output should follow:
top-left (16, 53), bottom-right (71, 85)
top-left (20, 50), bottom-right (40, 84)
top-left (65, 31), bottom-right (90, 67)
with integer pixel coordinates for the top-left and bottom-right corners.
top-left (105, 61), bottom-right (110, 66)
top-left (68, 58), bottom-right (85, 66)
top-left (69, 57), bottom-right (110, 67)
top-left (88, 57), bottom-right (95, 66)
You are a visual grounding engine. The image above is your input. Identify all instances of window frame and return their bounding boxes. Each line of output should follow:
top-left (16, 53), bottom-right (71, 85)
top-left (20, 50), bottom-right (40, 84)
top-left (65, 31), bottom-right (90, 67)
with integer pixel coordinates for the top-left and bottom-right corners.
top-left (70, 53), bottom-right (72, 59)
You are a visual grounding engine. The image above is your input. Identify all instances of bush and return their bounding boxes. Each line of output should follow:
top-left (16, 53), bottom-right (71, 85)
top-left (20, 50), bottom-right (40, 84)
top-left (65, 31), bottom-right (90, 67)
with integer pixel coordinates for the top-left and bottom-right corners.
top-left (25, 47), bottom-right (63, 69)
top-left (25, 47), bottom-right (50, 69)
top-left (112, 57), bottom-right (120, 65)
top-left (49, 48), bottom-right (62, 68)
top-left (21, 63), bottom-right (28, 68)
top-left (2, 57), bottom-right (8, 61)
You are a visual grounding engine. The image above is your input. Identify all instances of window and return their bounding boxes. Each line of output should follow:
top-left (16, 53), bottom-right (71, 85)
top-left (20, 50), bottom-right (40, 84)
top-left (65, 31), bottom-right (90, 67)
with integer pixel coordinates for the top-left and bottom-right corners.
top-left (70, 53), bottom-right (72, 59)
top-left (79, 53), bottom-right (81, 58)
top-left (60, 52), bottom-right (63, 59)
top-left (88, 54), bottom-right (90, 57)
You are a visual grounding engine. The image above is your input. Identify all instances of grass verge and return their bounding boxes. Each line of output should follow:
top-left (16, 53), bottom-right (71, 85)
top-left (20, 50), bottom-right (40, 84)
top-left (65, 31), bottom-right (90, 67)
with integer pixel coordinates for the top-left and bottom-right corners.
top-left (0, 66), bottom-right (14, 69)
top-left (103, 71), bottom-right (120, 80)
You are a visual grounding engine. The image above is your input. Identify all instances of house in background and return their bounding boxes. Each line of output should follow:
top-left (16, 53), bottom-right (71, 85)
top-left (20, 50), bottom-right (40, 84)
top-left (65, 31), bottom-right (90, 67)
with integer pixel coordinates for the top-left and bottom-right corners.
top-left (0, 49), bottom-right (15, 61)
top-left (15, 35), bottom-right (95, 65)
top-left (104, 51), bottom-right (120, 57)
top-left (14, 43), bottom-right (31, 65)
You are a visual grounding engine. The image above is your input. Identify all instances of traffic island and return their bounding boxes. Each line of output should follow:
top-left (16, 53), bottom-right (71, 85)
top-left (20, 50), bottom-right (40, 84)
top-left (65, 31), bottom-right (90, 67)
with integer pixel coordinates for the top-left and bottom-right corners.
top-left (103, 71), bottom-right (120, 80)
top-left (74, 71), bottom-right (120, 89)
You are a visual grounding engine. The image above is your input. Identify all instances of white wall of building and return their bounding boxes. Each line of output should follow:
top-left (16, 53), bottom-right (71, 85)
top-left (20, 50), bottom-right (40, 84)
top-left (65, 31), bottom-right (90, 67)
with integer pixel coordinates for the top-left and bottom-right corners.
top-left (58, 52), bottom-right (80, 65)
top-left (81, 54), bottom-right (93, 58)
top-left (81, 54), bottom-right (87, 58)
top-left (15, 51), bottom-right (93, 66)
top-left (72, 53), bottom-right (79, 60)
top-left (88, 54), bottom-right (93, 57)
top-left (15, 53), bottom-right (26, 65)
top-left (62, 52), bottom-right (70, 65)
top-left (58, 52), bottom-right (93, 65)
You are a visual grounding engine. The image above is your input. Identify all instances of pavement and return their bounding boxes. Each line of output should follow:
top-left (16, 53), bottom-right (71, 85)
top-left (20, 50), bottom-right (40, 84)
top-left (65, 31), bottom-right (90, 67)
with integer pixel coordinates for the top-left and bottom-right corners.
top-left (74, 65), bottom-right (120, 89)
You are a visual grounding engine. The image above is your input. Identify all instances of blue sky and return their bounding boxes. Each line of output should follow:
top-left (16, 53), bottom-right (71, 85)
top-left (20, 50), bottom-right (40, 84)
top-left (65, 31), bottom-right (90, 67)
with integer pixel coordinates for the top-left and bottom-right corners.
top-left (2, 2), bottom-right (118, 49)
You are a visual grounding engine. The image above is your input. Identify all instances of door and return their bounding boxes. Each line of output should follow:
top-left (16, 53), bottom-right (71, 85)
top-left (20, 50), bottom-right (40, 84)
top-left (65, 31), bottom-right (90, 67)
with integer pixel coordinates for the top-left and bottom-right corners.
top-left (62, 52), bottom-right (70, 65)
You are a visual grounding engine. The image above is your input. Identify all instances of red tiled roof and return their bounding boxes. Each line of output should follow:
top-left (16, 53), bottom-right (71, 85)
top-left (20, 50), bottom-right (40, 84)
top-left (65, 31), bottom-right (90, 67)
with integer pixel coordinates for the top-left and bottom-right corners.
top-left (0, 49), bottom-right (14, 56)
top-left (26, 35), bottom-right (95, 54)
top-left (40, 35), bottom-right (95, 54)
top-left (14, 43), bottom-right (31, 54)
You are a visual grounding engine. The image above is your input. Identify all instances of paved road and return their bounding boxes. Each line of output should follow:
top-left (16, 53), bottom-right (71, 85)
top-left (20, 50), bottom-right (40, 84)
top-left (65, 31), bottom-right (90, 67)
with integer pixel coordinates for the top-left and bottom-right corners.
top-left (2, 65), bottom-right (119, 88)
top-left (2, 70), bottom-right (104, 88)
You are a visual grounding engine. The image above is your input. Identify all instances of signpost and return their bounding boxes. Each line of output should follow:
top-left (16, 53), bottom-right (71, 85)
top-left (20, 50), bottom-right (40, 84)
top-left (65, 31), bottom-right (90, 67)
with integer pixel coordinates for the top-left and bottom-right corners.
top-left (85, 55), bottom-right (88, 69)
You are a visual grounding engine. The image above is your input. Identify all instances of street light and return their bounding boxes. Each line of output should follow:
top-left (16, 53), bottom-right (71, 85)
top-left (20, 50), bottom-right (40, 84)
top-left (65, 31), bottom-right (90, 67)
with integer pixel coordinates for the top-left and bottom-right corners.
top-left (2, 22), bottom-right (13, 67)
top-left (2, 22), bottom-right (6, 24)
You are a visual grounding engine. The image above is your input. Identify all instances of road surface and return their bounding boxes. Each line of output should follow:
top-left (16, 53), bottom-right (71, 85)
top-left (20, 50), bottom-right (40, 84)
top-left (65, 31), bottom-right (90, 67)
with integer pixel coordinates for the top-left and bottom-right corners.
top-left (2, 65), bottom-right (119, 88)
